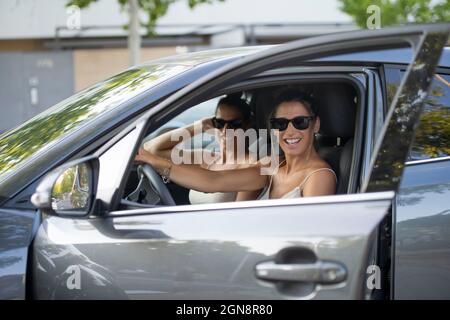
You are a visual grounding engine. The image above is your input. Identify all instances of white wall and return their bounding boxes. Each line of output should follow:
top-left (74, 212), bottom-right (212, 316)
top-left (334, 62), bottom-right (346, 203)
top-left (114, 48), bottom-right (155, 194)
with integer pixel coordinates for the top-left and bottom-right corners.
top-left (159, 0), bottom-right (351, 24)
top-left (0, 0), bottom-right (352, 39)
top-left (0, 0), bottom-right (127, 39)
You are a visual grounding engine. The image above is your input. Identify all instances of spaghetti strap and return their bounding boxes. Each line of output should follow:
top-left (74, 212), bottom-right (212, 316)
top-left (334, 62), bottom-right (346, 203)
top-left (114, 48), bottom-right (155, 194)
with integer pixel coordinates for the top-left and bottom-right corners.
top-left (206, 152), bottom-right (221, 169)
top-left (298, 168), bottom-right (337, 193)
top-left (258, 158), bottom-right (285, 200)
top-left (258, 162), bottom-right (336, 200)
top-left (270, 158), bottom-right (286, 184)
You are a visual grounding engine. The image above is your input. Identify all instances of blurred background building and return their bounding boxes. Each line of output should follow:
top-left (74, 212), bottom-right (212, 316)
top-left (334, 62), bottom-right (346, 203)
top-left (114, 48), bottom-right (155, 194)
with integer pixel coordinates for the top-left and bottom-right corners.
top-left (0, 0), bottom-right (356, 132)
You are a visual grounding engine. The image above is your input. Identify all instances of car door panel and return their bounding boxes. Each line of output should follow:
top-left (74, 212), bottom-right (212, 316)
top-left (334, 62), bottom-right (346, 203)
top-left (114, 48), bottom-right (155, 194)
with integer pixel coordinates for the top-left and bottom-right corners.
top-left (33, 192), bottom-right (393, 299)
top-left (395, 160), bottom-right (450, 299)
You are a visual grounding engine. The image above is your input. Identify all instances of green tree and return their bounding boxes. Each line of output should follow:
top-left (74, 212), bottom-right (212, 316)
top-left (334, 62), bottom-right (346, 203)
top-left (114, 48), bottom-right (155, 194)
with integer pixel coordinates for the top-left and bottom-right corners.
top-left (338, 0), bottom-right (450, 28)
top-left (67, 0), bottom-right (225, 65)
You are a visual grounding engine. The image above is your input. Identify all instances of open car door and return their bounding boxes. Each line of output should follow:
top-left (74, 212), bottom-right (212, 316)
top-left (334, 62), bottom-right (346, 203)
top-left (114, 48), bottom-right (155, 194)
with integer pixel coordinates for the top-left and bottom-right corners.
top-left (32, 24), bottom-right (449, 299)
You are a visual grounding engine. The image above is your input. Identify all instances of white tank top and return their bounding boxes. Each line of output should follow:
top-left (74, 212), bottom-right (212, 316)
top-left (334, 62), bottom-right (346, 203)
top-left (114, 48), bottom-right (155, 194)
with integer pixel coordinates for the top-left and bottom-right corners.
top-left (258, 160), bottom-right (337, 200)
top-left (189, 189), bottom-right (237, 204)
top-left (188, 155), bottom-right (237, 205)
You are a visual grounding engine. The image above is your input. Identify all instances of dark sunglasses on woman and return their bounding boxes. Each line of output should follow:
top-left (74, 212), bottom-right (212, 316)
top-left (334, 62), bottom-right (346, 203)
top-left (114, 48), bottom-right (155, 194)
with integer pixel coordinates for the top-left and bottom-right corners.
top-left (270, 115), bottom-right (315, 131)
top-left (212, 117), bottom-right (243, 129)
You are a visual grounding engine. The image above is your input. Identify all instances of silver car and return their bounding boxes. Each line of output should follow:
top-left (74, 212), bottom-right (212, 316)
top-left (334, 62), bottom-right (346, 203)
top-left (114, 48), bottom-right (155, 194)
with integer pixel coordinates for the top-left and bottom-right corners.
top-left (0, 24), bottom-right (449, 300)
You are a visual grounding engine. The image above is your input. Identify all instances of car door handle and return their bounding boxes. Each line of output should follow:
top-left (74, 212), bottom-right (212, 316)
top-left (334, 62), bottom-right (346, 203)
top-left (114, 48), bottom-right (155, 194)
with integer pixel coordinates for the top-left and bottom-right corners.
top-left (255, 260), bottom-right (347, 284)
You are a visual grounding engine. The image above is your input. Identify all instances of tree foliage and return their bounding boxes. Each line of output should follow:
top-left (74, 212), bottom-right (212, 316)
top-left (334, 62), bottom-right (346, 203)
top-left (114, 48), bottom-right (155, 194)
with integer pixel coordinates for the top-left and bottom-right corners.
top-left (338, 0), bottom-right (450, 28)
top-left (410, 75), bottom-right (450, 159)
top-left (67, 0), bottom-right (225, 35)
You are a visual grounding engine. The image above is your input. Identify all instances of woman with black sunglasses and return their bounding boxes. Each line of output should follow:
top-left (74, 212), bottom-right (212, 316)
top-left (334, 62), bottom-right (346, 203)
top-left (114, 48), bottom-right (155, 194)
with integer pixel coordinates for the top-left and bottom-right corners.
top-left (257, 90), bottom-right (336, 199)
top-left (143, 94), bottom-right (260, 204)
top-left (137, 89), bottom-right (336, 200)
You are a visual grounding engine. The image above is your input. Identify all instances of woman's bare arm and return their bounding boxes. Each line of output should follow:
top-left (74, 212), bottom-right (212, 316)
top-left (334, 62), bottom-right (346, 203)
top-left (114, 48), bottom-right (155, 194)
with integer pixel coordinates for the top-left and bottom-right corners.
top-left (236, 190), bottom-right (263, 201)
top-left (143, 119), bottom-right (212, 160)
top-left (301, 170), bottom-right (336, 197)
top-left (135, 148), bottom-right (268, 193)
top-left (234, 153), bottom-right (263, 200)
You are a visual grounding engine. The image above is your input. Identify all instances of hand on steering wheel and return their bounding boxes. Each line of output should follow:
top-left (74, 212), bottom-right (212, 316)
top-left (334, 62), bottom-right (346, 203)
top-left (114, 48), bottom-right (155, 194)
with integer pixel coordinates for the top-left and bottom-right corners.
top-left (137, 164), bottom-right (175, 206)
top-left (135, 148), bottom-right (175, 206)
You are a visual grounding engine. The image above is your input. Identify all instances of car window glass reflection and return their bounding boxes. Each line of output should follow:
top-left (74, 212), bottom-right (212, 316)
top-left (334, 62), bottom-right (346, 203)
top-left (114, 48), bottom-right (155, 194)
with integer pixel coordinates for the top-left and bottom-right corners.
top-left (0, 64), bottom-right (190, 184)
top-left (410, 74), bottom-right (450, 161)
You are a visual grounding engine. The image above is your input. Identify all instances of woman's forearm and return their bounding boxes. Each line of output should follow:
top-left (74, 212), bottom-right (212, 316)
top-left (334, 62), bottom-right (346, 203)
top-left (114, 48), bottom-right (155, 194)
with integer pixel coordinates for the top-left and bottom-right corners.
top-left (236, 190), bottom-right (262, 201)
top-left (136, 149), bottom-right (267, 193)
top-left (173, 164), bottom-right (266, 193)
top-left (143, 121), bottom-right (200, 156)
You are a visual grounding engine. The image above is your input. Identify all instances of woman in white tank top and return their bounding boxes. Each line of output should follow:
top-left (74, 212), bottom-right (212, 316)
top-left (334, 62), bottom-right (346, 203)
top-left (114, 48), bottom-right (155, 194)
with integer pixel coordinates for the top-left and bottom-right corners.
top-left (137, 89), bottom-right (337, 201)
top-left (144, 95), bottom-right (259, 204)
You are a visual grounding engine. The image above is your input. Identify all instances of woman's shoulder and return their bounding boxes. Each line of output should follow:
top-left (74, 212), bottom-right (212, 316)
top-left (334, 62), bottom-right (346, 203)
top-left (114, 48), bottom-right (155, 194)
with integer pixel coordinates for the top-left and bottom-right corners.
top-left (304, 159), bottom-right (337, 182)
top-left (300, 160), bottom-right (337, 196)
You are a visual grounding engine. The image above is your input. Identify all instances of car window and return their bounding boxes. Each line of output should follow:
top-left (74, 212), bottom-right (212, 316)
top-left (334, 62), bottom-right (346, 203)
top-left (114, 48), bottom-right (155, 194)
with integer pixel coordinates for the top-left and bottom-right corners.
top-left (410, 73), bottom-right (450, 161)
top-left (384, 66), bottom-right (403, 110)
top-left (130, 80), bottom-right (361, 207)
top-left (145, 97), bottom-right (220, 150)
top-left (129, 93), bottom-right (264, 206)
top-left (385, 67), bottom-right (450, 161)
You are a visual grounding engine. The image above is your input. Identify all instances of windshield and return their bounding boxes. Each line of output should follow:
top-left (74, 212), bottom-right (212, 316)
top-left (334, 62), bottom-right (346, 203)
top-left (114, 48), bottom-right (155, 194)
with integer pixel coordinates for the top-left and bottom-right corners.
top-left (0, 63), bottom-right (190, 184)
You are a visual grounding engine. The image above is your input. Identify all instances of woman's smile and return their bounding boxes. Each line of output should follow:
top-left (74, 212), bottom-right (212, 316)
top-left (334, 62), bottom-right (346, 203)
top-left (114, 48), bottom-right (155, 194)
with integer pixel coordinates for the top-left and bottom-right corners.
top-left (283, 137), bottom-right (302, 145)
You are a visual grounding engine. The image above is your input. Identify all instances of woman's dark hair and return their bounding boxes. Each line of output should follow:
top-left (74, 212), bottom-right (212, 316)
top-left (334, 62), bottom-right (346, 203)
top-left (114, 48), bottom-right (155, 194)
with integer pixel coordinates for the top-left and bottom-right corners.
top-left (270, 89), bottom-right (316, 120)
top-left (216, 94), bottom-right (253, 123)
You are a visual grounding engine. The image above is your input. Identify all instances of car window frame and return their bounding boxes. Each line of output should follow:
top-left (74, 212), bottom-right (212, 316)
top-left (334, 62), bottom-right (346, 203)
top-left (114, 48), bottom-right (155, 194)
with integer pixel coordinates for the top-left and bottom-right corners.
top-left (115, 70), bottom-right (367, 210)
top-left (142, 67), bottom-right (370, 193)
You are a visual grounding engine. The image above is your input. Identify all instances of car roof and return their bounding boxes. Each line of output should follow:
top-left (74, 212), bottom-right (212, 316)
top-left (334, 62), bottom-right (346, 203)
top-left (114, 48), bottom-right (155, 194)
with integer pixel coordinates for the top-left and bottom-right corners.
top-left (316, 46), bottom-right (450, 67)
top-left (139, 44), bottom-right (450, 69)
top-left (139, 46), bottom-right (272, 68)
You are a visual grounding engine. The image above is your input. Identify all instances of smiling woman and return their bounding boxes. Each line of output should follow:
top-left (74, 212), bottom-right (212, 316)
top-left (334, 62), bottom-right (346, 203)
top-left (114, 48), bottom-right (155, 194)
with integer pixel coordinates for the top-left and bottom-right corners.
top-left (143, 93), bottom-right (260, 204)
top-left (259, 89), bottom-right (336, 199)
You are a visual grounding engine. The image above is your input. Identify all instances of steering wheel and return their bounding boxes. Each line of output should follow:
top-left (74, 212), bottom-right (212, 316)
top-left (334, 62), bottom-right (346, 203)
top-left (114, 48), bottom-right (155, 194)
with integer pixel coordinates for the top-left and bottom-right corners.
top-left (138, 164), bottom-right (176, 206)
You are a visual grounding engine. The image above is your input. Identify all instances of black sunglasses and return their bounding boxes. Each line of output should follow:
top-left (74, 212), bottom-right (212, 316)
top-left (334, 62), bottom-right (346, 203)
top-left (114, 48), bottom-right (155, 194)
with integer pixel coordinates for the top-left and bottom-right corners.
top-left (212, 117), bottom-right (243, 129)
top-left (270, 115), bottom-right (315, 131)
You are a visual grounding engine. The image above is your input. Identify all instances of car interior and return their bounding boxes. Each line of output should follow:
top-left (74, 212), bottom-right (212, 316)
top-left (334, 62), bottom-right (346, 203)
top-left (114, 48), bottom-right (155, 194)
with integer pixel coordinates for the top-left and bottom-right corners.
top-left (120, 76), bottom-right (360, 208)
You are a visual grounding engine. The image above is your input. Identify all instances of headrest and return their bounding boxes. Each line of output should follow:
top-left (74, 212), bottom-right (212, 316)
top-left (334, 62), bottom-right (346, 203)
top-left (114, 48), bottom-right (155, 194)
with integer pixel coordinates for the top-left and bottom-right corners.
top-left (312, 83), bottom-right (357, 138)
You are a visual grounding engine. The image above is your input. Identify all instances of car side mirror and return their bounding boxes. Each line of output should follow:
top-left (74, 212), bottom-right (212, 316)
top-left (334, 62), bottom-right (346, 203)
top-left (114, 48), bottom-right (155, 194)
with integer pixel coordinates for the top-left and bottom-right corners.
top-left (31, 156), bottom-right (98, 217)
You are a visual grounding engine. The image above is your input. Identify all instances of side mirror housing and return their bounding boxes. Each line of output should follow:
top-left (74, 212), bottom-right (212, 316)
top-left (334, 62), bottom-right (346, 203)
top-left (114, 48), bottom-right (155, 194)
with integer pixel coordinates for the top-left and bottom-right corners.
top-left (31, 156), bottom-right (99, 217)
